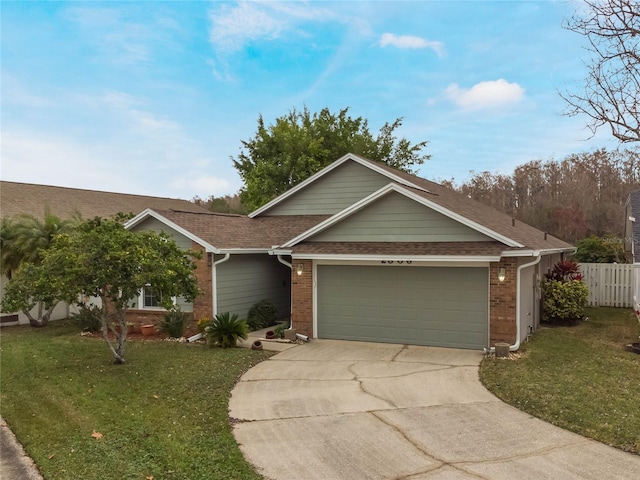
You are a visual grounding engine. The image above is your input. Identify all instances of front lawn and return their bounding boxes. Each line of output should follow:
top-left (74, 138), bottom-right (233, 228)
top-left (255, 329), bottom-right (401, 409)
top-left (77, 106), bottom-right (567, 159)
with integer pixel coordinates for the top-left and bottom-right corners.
top-left (0, 320), bottom-right (271, 480)
top-left (480, 307), bottom-right (640, 455)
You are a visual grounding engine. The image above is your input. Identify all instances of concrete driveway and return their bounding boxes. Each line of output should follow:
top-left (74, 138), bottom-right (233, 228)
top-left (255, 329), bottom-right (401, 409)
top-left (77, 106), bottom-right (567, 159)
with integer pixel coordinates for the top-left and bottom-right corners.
top-left (229, 340), bottom-right (640, 480)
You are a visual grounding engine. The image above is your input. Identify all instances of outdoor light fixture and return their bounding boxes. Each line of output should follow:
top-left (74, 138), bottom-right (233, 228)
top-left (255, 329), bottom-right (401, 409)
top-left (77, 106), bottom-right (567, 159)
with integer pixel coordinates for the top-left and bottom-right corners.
top-left (296, 264), bottom-right (304, 276)
top-left (498, 268), bottom-right (506, 282)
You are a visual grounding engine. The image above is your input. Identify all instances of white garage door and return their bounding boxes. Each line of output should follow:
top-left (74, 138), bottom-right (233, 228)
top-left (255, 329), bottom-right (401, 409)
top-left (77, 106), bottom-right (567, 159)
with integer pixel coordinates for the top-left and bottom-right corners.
top-left (317, 265), bottom-right (488, 349)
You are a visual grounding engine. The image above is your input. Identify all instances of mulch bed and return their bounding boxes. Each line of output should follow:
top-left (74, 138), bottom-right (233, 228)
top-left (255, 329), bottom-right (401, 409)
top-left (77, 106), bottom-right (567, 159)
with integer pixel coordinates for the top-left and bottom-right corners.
top-left (81, 328), bottom-right (201, 342)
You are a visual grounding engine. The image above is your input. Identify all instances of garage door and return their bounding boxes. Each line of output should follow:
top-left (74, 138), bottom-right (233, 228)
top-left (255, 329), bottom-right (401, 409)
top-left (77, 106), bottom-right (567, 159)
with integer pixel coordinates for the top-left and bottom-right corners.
top-left (317, 265), bottom-right (488, 349)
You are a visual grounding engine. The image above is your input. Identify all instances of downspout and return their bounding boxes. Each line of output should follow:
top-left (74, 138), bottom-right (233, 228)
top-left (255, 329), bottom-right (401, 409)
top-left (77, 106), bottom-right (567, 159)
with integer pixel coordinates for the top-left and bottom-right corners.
top-left (276, 255), bottom-right (293, 329)
top-left (485, 253), bottom-right (542, 354)
top-left (212, 253), bottom-right (230, 317)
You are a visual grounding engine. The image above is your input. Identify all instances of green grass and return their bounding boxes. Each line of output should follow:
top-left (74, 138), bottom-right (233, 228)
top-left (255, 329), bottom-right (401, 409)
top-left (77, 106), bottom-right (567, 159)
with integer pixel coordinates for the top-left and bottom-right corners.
top-left (480, 307), bottom-right (640, 455)
top-left (0, 320), bottom-right (272, 480)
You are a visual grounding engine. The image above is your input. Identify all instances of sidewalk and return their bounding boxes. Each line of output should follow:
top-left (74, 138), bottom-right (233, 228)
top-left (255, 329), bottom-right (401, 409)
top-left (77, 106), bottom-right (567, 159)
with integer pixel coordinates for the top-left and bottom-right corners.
top-left (0, 417), bottom-right (44, 480)
top-left (240, 325), bottom-right (300, 352)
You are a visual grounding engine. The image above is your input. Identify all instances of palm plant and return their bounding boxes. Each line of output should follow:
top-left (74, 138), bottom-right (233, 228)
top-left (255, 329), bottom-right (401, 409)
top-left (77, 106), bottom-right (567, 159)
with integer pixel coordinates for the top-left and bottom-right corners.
top-left (205, 312), bottom-right (248, 348)
top-left (160, 308), bottom-right (192, 338)
top-left (1, 208), bottom-right (77, 326)
top-left (0, 218), bottom-right (21, 279)
top-left (10, 208), bottom-right (77, 266)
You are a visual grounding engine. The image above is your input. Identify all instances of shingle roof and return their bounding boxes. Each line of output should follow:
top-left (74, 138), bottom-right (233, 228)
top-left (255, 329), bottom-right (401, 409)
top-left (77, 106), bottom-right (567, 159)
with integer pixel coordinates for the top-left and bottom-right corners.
top-left (345, 154), bottom-right (573, 252)
top-left (292, 241), bottom-right (515, 257)
top-left (0, 181), bottom-right (208, 220)
top-left (154, 209), bottom-right (330, 250)
top-left (150, 154), bottom-right (572, 254)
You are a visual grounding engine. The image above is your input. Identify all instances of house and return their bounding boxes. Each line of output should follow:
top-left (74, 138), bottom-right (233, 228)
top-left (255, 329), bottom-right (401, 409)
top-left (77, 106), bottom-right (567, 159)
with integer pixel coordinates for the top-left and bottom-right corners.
top-left (0, 181), bottom-right (209, 325)
top-left (624, 189), bottom-right (640, 319)
top-left (127, 153), bottom-right (575, 350)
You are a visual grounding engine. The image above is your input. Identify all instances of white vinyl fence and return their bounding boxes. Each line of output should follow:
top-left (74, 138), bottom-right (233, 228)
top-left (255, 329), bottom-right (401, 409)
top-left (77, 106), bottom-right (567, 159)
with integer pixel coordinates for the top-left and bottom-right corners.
top-left (579, 263), bottom-right (634, 308)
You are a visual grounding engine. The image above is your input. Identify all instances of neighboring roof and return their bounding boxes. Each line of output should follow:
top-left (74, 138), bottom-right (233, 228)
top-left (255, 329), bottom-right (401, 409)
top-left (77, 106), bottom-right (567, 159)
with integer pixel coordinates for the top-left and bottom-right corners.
top-left (132, 209), bottom-right (330, 251)
top-left (252, 153), bottom-right (574, 253)
top-left (0, 181), bottom-right (208, 220)
top-left (629, 189), bottom-right (640, 263)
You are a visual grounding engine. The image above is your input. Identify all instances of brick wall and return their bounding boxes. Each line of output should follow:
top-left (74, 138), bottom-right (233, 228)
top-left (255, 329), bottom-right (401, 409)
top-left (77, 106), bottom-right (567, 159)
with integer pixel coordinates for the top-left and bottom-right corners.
top-left (126, 309), bottom-right (166, 329)
top-left (192, 243), bottom-right (213, 321)
top-left (291, 259), bottom-right (313, 337)
top-left (489, 258), bottom-right (518, 345)
top-left (287, 257), bottom-right (522, 346)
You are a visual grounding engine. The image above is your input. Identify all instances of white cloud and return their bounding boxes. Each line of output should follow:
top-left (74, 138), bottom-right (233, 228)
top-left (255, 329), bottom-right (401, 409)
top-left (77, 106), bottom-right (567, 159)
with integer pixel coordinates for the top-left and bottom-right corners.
top-left (208, 1), bottom-right (364, 53)
top-left (0, 130), bottom-right (140, 194)
top-left (1, 129), bottom-right (239, 200)
top-left (444, 79), bottom-right (525, 110)
top-left (98, 90), bottom-right (183, 137)
top-left (64, 7), bottom-right (153, 66)
top-left (379, 33), bottom-right (444, 55)
top-left (170, 174), bottom-right (233, 199)
top-left (209, 2), bottom-right (288, 52)
top-left (1, 73), bottom-right (53, 108)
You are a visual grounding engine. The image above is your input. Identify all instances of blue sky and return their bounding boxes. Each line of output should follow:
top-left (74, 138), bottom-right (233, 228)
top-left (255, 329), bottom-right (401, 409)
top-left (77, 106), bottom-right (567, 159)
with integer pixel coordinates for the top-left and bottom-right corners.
top-left (1, 0), bottom-right (619, 201)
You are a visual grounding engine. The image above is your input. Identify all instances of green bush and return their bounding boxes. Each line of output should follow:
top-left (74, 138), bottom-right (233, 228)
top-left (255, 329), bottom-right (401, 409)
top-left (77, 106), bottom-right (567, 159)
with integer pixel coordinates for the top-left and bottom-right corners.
top-left (246, 299), bottom-right (278, 331)
top-left (71, 304), bottom-right (102, 332)
top-left (196, 317), bottom-right (212, 332)
top-left (274, 321), bottom-right (289, 339)
top-left (542, 279), bottom-right (589, 324)
top-left (573, 235), bottom-right (625, 263)
top-left (205, 312), bottom-right (248, 348)
top-left (160, 308), bottom-right (193, 338)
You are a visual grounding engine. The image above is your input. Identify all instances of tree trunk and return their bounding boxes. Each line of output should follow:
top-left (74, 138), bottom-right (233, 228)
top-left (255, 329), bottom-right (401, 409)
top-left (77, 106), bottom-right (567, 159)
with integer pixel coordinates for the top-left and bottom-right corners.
top-left (100, 307), bottom-right (127, 364)
top-left (24, 302), bottom-right (51, 328)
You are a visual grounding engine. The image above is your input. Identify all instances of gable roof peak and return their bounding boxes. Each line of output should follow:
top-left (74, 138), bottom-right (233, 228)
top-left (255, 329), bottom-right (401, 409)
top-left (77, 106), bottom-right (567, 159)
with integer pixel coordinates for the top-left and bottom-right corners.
top-left (249, 152), bottom-right (430, 217)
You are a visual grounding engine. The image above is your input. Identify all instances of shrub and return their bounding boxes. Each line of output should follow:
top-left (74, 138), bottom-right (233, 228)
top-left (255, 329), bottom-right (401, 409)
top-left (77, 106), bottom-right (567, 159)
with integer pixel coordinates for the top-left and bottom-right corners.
top-left (247, 299), bottom-right (278, 331)
top-left (573, 235), bottom-right (626, 263)
top-left (205, 312), bottom-right (248, 348)
top-left (72, 304), bottom-right (102, 333)
top-left (160, 308), bottom-right (193, 338)
top-left (196, 317), bottom-right (212, 332)
top-left (542, 279), bottom-right (589, 324)
top-left (274, 321), bottom-right (289, 339)
top-left (544, 259), bottom-right (582, 282)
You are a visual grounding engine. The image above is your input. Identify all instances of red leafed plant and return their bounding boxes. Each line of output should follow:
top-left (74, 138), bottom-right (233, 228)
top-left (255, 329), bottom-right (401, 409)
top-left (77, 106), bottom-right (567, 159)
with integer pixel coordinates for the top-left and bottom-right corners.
top-left (544, 259), bottom-right (583, 282)
top-left (542, 259), bottom-right (588, 324)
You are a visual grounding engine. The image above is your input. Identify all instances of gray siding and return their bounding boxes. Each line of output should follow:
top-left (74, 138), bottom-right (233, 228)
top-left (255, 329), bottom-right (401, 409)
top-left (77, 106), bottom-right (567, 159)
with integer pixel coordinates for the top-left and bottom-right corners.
top-left (130, 217), bottom-right (192, 250)
top-left (129, 217), bottom-right (194, 311)
top-left (311, 191), bottom-right (492, 242)
top-left (265, 160), bottom-right (390, 215)
top-left (317, 265), bottom-right (489, 349)
top-left (216, 254), bottom-right (290, 319)
top-left (518, 262), bottom-right (538, 338)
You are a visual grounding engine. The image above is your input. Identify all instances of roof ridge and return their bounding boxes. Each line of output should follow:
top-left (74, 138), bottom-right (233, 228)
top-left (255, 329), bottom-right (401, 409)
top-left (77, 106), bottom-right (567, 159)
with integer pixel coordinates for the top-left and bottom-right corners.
top-left (0, 180), bottom-right (192, 202)
top-left (166, 208), bottom-right (245, 218)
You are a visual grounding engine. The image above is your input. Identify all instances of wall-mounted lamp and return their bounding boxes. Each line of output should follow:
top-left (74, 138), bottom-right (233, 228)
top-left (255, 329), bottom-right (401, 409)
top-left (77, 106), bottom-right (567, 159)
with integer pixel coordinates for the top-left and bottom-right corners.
top-left (296, 264), bottom-right (304, 276)
top-left (498, 267), bottom-right (506, 282)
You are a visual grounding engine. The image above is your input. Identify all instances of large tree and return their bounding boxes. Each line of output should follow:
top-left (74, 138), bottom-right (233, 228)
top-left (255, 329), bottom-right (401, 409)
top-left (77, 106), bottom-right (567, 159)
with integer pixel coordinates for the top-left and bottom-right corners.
top-left (233, 106), bottom-right (430, 210)
top-left (192, 193), bottom-right (247, 215)
top-left (0, 209), bottom-right (77, 326)
top-left (563, 0), bottom-right (640, 143)
top-left (2, 216), bottom-right (200, 363)
top-left (453, 148), bottom-right (639, 243)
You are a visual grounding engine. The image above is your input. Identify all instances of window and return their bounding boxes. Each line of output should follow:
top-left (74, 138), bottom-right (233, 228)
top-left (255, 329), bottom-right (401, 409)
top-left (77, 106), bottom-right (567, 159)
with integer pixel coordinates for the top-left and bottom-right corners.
top-left (143, 286), bottom-right (162, 308)
top-left (138, 285), bottom-right (177, 310)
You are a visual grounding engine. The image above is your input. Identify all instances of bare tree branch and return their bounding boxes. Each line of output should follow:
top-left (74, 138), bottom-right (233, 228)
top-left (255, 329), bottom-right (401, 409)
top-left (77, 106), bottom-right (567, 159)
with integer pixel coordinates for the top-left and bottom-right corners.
top-left (562, 0), bottom-right (640, 143)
